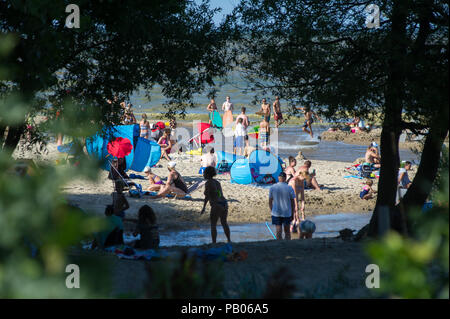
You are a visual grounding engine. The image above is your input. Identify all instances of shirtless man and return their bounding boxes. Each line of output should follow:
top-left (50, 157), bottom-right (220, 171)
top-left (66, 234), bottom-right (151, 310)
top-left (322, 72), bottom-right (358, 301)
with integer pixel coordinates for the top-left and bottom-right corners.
top-left (258, 98), bottom-right (271, 122)
top-left (365, 143), bottom-right (381, 168)
top-left (296, 106), bottom-right (322, 138)
top-left (288, 170), bottom-right (306, 232)
top-left (273, 96), bottom-right (283, 128)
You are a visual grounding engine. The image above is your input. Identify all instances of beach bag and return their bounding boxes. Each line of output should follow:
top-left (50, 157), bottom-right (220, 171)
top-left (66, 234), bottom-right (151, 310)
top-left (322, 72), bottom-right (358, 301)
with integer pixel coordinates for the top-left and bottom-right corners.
top-left (217, 160), bottom-right (230, 173)
top-left (360, 164), bottom-right (372, 178)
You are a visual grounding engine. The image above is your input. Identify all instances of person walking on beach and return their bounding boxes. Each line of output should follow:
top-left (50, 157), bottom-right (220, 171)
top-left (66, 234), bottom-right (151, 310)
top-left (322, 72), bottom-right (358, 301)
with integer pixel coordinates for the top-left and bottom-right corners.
top-left (139, 113), bottom-right (151, 139)
top-left (296, 106), bottom-right (322, 138)
top-left (288, 170), bottom-right (306, 232)
top-left (269, 172), bottom-right (296, 240)
top-left (273, 96), bottom-right (283, 128)
top-left (200, 166), bottom-right (231, 244)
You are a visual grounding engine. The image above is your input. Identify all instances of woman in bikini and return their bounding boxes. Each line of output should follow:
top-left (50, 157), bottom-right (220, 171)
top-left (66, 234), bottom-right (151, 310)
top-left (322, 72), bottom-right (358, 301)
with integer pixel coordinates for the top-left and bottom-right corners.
top-left (285, 156), bottom-right (297, 183)
top-left (200, 166), bottom-right (231, 244)
top-left (207, 99), bottom-right (217, 112)
top-left (139, 113), bottom-right (150, 139)
top-left (144, 166), bottom-right (164, 192)
top-left (153, 162), bottom-right (188, 198)
top-left (157, 129), bottom-right (172, 161)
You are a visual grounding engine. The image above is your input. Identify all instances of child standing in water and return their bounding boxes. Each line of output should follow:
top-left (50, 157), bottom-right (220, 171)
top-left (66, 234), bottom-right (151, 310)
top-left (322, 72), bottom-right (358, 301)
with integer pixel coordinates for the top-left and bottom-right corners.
top-left (259, 117), bottom-right (270, 148)
top-left (133, 205), bottom-right (160, 249)
top-left (360, 179), bottom-right (376, 200)
top-left (296, 106), bottom-right (322, 138)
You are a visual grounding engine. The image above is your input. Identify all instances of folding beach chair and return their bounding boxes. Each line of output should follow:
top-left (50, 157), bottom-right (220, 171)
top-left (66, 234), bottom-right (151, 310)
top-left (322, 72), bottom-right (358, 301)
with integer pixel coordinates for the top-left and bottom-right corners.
top-left (188, 122), bottom-right (215, 150)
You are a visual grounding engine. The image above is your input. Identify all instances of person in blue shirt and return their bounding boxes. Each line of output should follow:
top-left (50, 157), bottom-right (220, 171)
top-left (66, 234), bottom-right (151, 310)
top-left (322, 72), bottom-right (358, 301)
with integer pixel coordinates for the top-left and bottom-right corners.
top-left (269, 172), bottom-right (296, 240)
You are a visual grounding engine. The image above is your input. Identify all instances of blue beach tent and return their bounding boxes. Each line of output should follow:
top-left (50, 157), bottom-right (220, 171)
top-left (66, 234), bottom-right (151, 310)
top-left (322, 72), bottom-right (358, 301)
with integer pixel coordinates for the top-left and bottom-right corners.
top-left (230, 150), bottom-right (284, 185)
top-left (86, 124), bottom-right (161, 172)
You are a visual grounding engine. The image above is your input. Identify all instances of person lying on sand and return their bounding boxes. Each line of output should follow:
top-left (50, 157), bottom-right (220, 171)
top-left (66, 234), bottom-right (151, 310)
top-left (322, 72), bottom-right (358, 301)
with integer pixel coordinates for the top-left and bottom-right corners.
top-left (132, 205), bottom-right (160, 249)
top-left (151, 161), bottom-right (188, 199)
top-left (365, 143), bottom-right (381, 168)
top-left (360, 179), bottom-right (376, 200)
top-left (157, 129), bottom-right (173, 161)
top-left (298, 160), bottom-right (323, 191)
top-left (144, 166), bottom-right (164, 192)
top-left (200, 166), bottom-right (231, 244)
top-left (296, 106), bottom-right (322, 138)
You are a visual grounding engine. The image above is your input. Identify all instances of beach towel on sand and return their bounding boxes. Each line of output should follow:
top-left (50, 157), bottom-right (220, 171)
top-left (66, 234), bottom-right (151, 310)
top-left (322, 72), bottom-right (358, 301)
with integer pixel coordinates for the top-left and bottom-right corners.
top-left (142, 191), bottom-right (192, 199)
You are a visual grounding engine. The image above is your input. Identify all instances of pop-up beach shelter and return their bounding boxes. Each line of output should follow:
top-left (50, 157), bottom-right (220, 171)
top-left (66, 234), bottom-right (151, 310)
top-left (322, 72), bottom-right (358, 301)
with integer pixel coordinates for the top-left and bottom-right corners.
top-left (230, 150), bottom-right (283, 185)
top-left (86, 124), bottom-right (161, 172)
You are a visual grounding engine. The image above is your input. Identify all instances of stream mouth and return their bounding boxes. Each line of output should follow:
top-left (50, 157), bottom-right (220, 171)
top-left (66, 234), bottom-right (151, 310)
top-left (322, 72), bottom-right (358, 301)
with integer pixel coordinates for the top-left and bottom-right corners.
top-left (125, 212), bottom-right (372, 248)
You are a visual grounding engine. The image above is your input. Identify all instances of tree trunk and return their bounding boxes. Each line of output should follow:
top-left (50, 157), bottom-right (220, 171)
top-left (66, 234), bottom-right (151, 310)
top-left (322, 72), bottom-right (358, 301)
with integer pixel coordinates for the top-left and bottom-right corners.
top-left (2, 124), bottom-right (25, 155)
top-left (400, 118), bottom-right (449, 213)
top-left (368, 0), bottom-right (409, 237)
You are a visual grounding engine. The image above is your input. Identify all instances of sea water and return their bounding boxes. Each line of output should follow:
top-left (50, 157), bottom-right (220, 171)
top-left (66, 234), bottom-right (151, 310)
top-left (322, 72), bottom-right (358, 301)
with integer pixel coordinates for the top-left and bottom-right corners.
top-left (155, 213), bottom-right (373, 248)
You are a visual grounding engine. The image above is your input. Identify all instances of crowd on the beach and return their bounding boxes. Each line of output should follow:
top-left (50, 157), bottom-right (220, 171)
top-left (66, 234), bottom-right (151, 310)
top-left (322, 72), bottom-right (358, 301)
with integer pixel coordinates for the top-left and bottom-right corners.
top-left (87, 96), bottom-right (414, 248)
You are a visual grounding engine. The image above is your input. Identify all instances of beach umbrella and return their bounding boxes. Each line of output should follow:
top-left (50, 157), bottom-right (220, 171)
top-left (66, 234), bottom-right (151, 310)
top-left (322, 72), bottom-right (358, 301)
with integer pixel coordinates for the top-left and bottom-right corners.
top-left (107, 137), bottom-right (133, 158)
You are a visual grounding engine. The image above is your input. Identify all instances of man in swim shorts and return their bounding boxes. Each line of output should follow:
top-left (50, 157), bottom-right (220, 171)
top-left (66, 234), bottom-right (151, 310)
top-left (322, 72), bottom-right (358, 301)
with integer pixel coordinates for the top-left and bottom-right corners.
top-left (273, 96), bottom-right (283, 128)
top-left (296, 106), bottom-right (321, 138)
top-left (269, 172), bottom-right (296, 240)
top-left (259, 98), bottom-right (271, 122)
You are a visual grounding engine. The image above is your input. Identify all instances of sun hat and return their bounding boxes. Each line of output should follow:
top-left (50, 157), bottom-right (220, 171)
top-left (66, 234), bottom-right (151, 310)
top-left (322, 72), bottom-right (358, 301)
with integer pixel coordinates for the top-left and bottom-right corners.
top-left (144, 166), bottom-right (151, 173)
top-left (168, 161), bottom-right (177, 168)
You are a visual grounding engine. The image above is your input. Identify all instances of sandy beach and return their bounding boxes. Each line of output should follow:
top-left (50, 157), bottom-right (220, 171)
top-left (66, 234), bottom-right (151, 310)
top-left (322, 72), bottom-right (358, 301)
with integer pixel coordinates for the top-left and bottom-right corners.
top-left (14, 140), bottom-right (416, 233)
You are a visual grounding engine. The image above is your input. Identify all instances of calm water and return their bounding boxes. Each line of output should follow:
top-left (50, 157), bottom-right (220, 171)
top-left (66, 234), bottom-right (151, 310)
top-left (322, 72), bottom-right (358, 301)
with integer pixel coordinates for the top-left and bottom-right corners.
top-left (153, 213), bottom-right (372, 247)
top-left (176, 124), bottom-right (419, 163)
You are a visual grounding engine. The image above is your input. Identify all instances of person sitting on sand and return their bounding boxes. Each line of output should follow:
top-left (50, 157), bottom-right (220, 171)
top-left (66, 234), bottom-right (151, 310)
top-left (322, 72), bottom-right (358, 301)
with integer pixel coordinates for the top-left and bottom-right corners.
top-left (288, 170), bottom-right (306, 233)
top-left (365, 143), bottom-right (381, 168)
top-left (144, 166), bottom-right (164, 192)
top-left (157, 129), bottom-right (173, 161)
top-left (259, 117), bottom-right (270, 148)
top-left (285, 156), bottom-right (297, 183)
top-left (199, 147), bottom-right (217, 175)
top-left (132, 205), bottom-right (160, 249)
top-left (273, 96), bottom-right (283, 128)
top-left (269, 172), bottom-right (296, 240)
top-left (152, 161), bottom-right (188, 198)
top-left (200, 166), bottom-right (231, 244)
top-left (360, 179), bottom-right (376, 200)
top-left (112, 181), bottom-right (130, 218)
top-left (299, 220), bottom-right (316, 239)
top-left (398, 161), bottom-right (412, 189)
top-left (296, 106), bottom-right (322, 138)
top-left (92, 205), bottom-right (124, 249)
top-left (299, 160), bottom-right (322, 191)
top-left (139, 113), bottom-right (151, 139)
